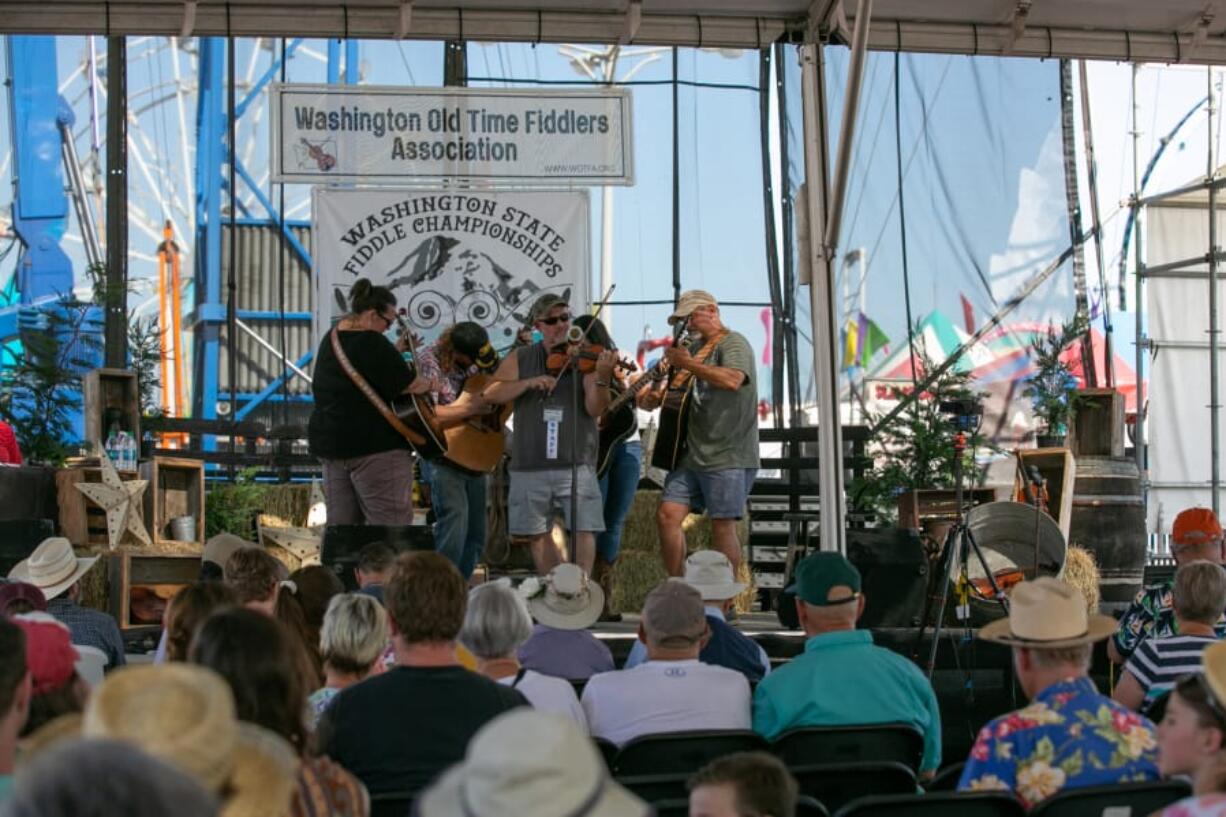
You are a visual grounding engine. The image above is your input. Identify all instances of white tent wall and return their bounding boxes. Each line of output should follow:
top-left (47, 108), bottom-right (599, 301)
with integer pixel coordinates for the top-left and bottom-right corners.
top-left (1147, 198), bottom-right (1226, 536)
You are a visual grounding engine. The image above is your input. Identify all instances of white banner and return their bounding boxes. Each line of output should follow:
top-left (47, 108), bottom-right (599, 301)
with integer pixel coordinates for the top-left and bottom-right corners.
top-left (273, 84), bottom-right (633, 185)
top-left (313, 188), bottom-right (590, 349)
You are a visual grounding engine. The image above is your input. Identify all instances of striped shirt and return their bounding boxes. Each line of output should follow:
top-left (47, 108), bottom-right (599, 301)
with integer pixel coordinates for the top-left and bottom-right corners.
top-left (1124, 634), bottom-right (1219, 713)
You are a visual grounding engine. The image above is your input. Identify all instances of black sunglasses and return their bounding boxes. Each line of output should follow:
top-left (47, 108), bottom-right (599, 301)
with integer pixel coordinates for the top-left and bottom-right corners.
top-left (539, 313), bottom-right (571, 326)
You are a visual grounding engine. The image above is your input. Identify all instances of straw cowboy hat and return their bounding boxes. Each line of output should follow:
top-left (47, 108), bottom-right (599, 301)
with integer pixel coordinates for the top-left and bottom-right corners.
top-left (527, 564), bottom-right (604, 631)
top-left (7, 538), bottom-right (97, 601)
top-left (979, 576), bottom-right (1117, 649)
top-left (683, 551), bottom-right (746, 601)
top-left (1203, 642), bottom-right (1226, 708)
top-left (83, 664), bottom-right (298, 817)
top-left (418, 710), bottom-right (649, 817)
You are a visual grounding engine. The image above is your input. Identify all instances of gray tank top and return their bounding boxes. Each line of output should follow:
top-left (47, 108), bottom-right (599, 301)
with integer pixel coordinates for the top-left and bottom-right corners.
top-left (510, 343), bottom-right (598, 471)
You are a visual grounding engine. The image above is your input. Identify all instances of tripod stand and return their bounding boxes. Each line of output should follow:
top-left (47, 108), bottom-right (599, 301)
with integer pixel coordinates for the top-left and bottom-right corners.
top-left (915, 429), bottom-right (1010, 680)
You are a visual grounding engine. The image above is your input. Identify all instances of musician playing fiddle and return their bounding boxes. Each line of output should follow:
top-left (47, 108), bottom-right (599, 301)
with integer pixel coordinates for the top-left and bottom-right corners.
top-left (484, 293), bottom-right (616, 574)
top-left (640, 290), bottom-right (759, 577)
top-left (308, 279), bottom-right (432, 526)
top-left (413, 321), bottom-right (501, 579)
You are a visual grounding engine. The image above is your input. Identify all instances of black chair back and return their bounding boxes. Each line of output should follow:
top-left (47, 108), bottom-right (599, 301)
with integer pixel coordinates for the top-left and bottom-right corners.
top-left (654, 794), bottom-right (830, 816)
top-left (613, 729), bottom-right (769, 776)
top-left (370, 792), bottom-right (414, 817)
top-left (593, 737), bottom-right (619, 772)
top-left (772, 723), bottom-right (925, 773)
top-left (925, 761), bottom-right (967, 792)
top-left (790, 761), bottom-right (916, 813)
top-left (615, 772), bottom-right (690, 804)
top-left (833, 791), bottom-right (1025, 817)
top-left (1027, 779), bottom-right (1192, 817)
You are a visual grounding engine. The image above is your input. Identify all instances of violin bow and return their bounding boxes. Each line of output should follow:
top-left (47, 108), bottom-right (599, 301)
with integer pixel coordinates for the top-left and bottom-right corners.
top-left (547, 284), bottom-right (617, 392)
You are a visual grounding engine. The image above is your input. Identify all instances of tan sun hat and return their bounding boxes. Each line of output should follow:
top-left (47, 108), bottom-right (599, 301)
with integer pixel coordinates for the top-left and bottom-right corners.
top-left (979, 576), bottom-right (1117, 649)
top-left (83, 663), bottom-right (298, 817)
top-left (418, 710), bottom-right (649, 817)
top-left (8, 537), bottom-right (98, 601)
top-left (202, 532), bottom-right (260, 570)
top-left (668, 289), bottom-right (718, 325)
top-left (1202, 642), bottom-right (1226, 709)
top-left (683, 551), bottom-right (746, 601)
top-left (527, 563), bottom-right (604, 631)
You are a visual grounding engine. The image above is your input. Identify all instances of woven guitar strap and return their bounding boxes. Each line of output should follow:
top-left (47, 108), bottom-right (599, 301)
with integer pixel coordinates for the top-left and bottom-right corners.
top-left (666, 329), bottom-right (728, 391)
top-left (329, 329), bottom-right (426, 447)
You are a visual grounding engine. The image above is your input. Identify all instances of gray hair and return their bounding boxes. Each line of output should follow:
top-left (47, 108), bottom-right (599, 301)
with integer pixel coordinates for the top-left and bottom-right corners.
top-left (1174, 560), bottom-right (1226, 624)
top-left (459, 582), bottom-right (534, 660)
top-left (5, 738), bottom-right (219, 817)
top-left (1022, 643), bottom-right (1093, 671)
top-left (320, 593), bottom-right (391, 675)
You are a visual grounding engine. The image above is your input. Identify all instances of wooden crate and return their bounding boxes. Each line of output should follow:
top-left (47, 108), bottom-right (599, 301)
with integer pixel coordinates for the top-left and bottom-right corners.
top-left (897, 487), bottom-right (998, 529)
top-left (83, 368), bottom-right (141, 446)
top-left (1071, 388), bottom-right (1126, 458)
top-left (1012, 447), bottom-right (1076, 540)
top-left (139, 456), bottom-right (205, 547)
top-left (55, 466), bottom-right (143, 547)
top-left (108, 552), bottom-right (198, 632)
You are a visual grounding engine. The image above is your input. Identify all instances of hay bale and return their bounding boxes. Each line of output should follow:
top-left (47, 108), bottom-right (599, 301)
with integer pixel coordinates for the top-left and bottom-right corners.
top-left (259, 484), bottom-right (312, 528)
top-left (1063, 545), bottom-right (1101, 614)
top-left (611, 550), bottom-right (668, 613)
top-left (621, 490), bottom-right (662, 554)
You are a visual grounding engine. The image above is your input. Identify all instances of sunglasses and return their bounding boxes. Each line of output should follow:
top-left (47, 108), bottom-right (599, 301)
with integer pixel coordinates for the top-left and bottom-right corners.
top-left (539, 313), bottom-right (571, 326)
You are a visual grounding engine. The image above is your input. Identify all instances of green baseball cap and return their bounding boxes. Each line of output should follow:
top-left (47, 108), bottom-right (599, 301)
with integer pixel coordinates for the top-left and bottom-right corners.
top-left (793, 552), bottom-right (862, 606)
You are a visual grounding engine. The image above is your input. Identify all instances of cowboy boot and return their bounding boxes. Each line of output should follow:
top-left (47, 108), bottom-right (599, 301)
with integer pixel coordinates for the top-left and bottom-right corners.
top-left (593, 555), bottom-right (621, 623)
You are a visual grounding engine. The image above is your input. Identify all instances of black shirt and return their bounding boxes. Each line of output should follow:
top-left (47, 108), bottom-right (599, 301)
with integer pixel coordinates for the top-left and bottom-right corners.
top-left (315, 665), bottom-right (528, 796)
top-left (308, 329), bottom-right (415, 460)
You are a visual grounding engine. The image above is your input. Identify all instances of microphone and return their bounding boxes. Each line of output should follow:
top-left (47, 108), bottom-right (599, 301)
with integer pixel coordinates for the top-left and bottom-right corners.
top-left (1027, 466), bottom-right (1046, 487)
top-left (566, 325), bottom-right (584, 344)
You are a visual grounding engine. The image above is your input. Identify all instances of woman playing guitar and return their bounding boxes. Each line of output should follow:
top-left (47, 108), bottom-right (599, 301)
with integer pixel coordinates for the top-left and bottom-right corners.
top-left (307, 278), bottom-right (434, 525)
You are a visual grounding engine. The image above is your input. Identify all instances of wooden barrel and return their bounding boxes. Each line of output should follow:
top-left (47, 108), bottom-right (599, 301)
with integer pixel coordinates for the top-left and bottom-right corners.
top-left (1067, 457), bottom-right (1147, 607)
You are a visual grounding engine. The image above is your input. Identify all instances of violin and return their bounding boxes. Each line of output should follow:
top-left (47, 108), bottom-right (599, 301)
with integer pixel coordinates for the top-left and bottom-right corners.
top-left (545, 342), bottom-right (637, 376)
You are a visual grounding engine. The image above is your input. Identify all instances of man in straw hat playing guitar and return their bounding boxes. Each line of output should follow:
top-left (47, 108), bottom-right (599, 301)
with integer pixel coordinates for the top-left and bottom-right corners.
top-left (958, 577), bottom-right (1160, 806)
top-left (640, 290), bottom-right (759, 578)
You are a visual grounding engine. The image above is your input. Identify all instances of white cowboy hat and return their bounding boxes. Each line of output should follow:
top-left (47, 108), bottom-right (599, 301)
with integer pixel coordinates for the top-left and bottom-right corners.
top-left (8, 538), bottom-right (98, 601)
top-left (683, 550), bottom-right (746, 601)
top-left (979, 576), bottom-right (1117, 649)
top-left (418, 710), bottom-right (649, 817)
top-left (527, 564), bottom-right (604, 631)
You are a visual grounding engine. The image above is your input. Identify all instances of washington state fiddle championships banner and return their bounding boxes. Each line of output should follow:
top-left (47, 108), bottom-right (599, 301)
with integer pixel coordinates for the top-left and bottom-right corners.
top-left (313, 188), bottom-right (591, 348)
top-left (272, 84), bottom-right (633, 185)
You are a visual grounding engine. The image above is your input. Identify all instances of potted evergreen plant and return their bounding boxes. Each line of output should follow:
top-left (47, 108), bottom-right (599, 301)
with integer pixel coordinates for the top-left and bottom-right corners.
top-left (1022, 317), bottom-right (1087, 448)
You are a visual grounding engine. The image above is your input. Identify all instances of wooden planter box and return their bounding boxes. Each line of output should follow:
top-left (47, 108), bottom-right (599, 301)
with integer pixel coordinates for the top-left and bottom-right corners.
top-left (1012, 447), bottom-right (1076, 540)
top-left (108, 552), bottom-right (198, 632)
top-left (83, 368), bottom-right (141, 446)
top-left (139, 456), bottom-right (205, 547)
top-left (897, 487), bottom-right (998, 530)
top-left (1071, 388), bottom-right (1126, 458)
top-left (55, 466), bottom-right (143, 547)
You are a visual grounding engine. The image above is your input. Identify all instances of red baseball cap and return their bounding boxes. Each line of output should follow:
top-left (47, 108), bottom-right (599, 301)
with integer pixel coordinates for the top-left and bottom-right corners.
top-left (13, 614), bottom-right (78, 696)
top-left (1173, 507), bottom-right (1224, 547)
top-left (0, 581), bottom-right (47, 615)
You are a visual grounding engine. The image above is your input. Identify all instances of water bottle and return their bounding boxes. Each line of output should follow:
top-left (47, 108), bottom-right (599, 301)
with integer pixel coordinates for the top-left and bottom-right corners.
top-left (105, 426), bottom-right (120, 469)
top-left (123, 432), bottom-right (137, 471)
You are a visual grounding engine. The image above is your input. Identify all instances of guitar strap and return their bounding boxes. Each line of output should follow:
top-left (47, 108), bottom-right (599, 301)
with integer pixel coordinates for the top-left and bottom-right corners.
top-left (329, 329), bottom-right (427, 448)
top-left (667, 329), bottom-right (728, 392)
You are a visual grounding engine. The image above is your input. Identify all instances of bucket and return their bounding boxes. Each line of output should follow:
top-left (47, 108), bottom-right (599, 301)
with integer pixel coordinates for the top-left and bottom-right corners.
top-left (168, 515), bottom-right (196, 542)
top-left (1067, 456), bottom-right (1147, 608)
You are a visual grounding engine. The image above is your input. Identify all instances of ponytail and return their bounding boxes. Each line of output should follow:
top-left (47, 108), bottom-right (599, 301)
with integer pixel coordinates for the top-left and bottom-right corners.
top-left (349, 278), bottom-right (397, 316)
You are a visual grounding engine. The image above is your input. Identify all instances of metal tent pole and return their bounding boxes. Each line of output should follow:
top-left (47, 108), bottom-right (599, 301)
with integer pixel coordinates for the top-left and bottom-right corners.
top-left (1133, 63), bottom-right (1147, 484)
top-left (1209, 66), bottom-right (1221, 514)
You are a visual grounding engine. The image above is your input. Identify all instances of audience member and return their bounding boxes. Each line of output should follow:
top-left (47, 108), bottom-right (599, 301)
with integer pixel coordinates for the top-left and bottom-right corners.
top-left (82, 663), bottom-right (298, 817)
top-left (163, 581), bottom-right (238, 663)
top-left (310, 593), bottom-right (390, 728)
top-left (7, 537), bottom-right (124, 669)
top-left (0, 618), bottom-right (30, 802)
top-left (460, 581), bottom-right (586, 728)
top-left (1111, 507), bottom-right (1226, 665)
top-left (517, 564), bottom-right (615, 681)
top-left (0, 582), bottom-right (46, 617)
top-left (191, 607), bottom-right (369, 816)
top-left (316, 552), bottom-right (526, 798)
top-left (1115, 560), bottom-right (1226, 713)
top-left (1154, 663), bottom-right (1226, 816)
top-left (583, 580), bottom-right (750, 746)
top-left (355, 541), bottom-right (396, 602)
top-left (688, 752), bottom-right (798, 817)
top-left (959, 577), bottom-right (1159, 806)
top-left (277, 565), bottom-right (345, 686)
top-left (201, 532), bottom-right (260, 582)
top-left (223, 547), bottom-right (284, 615)
top-left (752, 551), bottom-right (942, 776)
top-left (624, 551), bottom-right (770, 682)
top-left (12, 615), bottom-right (87, 739)
top-left (415, 710), bottom-right (649, 817)
top-left (2, 738), bottom-right (219, 817)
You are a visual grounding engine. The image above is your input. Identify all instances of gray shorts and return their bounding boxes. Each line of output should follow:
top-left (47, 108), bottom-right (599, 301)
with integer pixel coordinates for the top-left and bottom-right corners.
top-left (508, 465), bottom-right (606, 535)
top-left (662, 466), bottom-right (757, 519)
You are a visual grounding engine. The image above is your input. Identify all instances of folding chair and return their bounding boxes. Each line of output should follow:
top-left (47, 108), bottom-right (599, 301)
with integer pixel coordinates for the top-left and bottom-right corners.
top-left (772, 723), bottom-right (925, 773)
top-left (789, 761), bottom-right (916, 813)
top-left (613, 729), bottom-right (769, 776)
top-left (834, 790), bottom-right (1025, 817)
top-left (1027, 779), bottom-right (1192, 817)
top-left (652, 794), bottom-right (830, 816)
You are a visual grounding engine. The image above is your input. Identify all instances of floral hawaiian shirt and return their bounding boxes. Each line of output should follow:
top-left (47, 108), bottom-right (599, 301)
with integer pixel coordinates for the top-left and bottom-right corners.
top-left (957, 676), bottom-right (1160, 807)
top-left (1112, 580), bottom-right (1226, 659)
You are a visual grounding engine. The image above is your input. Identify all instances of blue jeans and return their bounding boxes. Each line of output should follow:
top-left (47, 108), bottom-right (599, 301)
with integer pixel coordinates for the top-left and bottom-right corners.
top-left (597, 440), bottom-right (642, 563)
top-left (421, 459), bottom-right (487, 579)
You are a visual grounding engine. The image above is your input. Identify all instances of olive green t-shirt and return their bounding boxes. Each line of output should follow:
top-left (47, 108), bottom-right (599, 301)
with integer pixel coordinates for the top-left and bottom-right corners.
top-left (681, 330), bottom-right (760, 471)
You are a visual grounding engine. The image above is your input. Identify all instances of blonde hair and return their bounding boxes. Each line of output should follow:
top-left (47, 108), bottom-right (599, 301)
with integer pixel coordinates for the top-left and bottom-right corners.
top-left (1174, 560), bottom-right (1226, 624)
top-left (319, 593), bottom-right (391, 676)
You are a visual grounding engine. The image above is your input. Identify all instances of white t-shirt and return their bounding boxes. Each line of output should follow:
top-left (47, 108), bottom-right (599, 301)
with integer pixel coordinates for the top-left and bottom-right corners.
top-left (581, 659), bottom-right (752, 746)
top-left (498, 669), bottom-right (588, 732)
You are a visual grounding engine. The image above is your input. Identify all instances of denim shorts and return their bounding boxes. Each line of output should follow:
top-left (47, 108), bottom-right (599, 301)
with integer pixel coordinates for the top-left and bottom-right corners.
top-left (662, 466), bottom-right (757, 519)
top-left (508, 465), bottom-right (606, 536)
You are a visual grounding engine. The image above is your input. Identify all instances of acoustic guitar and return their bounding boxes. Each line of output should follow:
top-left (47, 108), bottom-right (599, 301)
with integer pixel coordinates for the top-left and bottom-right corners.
top-left (650, 330), bottom-right (726, 472)
top-left (596, 364), bottom-right (667, 477)
top-left (441, 373), bottom-right (513, 475)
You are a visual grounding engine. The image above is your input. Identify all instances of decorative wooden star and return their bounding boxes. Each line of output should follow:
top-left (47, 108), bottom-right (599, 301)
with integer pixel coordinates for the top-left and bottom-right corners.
top-left (75, 443), bottom-right (152, 548)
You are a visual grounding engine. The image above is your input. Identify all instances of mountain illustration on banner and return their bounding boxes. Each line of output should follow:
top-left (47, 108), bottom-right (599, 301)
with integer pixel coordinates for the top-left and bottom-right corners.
top-left (841, 312), bottom-right (890, 370)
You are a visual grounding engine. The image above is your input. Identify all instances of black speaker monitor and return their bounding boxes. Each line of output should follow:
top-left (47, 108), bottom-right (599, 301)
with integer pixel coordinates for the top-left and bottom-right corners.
top-left (320, 524), bottom-right (435, 590)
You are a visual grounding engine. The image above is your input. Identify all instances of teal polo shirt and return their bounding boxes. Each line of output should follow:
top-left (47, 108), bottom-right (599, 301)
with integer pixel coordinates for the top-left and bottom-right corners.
top-left (752, 629), bottom-right (942, 773)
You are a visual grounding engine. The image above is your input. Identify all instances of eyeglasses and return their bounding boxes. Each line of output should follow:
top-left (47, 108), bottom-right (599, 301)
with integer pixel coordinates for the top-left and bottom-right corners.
top-left (539, 313), bottom-right (571, 326)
